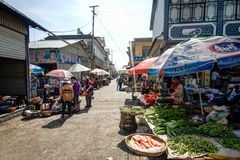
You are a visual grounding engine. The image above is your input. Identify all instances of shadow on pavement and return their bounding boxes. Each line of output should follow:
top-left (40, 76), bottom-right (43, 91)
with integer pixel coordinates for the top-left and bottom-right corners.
top-left (42, 117), bottom-right (68, 129)
top-left (117, 140), bottom-right (131, 153)
top-left (74, 107), bottom-right (90, 114)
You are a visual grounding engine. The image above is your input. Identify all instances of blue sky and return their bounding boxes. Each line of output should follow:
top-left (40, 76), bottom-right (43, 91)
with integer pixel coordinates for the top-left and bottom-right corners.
top-left (4, 0), bottom-right (152, 69)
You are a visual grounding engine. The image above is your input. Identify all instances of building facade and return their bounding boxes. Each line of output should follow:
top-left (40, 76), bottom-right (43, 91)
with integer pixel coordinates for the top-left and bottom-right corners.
top-left (0, 1), bottom-right (47, 98)
top-left (44, 34), bottom-right (109, 69)
top-left (29, 40), bottom-right (91, 73)
top-left (127, 38), bottom-right (152, 66)
top-left (149, 0), bottom-right (240, 57)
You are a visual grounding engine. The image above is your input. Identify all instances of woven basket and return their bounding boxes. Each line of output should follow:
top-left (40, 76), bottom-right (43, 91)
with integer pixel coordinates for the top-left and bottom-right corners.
top-left (124, 133), bottom-right (167, 157)
top-left (119, 111), bottom-right (137, 132)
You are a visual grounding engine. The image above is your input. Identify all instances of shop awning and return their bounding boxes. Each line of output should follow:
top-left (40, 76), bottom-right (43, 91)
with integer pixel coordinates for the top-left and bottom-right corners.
top-left (148, 36), bottom-right (240, 77)
top-left (130, 57), bottom-right (159, 75)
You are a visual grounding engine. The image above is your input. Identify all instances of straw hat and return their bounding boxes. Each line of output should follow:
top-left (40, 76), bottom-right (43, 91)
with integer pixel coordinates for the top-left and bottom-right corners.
top-left (61, 78), bottom-right (71, 84)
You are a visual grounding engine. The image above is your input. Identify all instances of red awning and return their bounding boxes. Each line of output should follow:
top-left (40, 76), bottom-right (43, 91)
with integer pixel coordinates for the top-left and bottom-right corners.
top-left (130, 57), bottom-right (159, 74)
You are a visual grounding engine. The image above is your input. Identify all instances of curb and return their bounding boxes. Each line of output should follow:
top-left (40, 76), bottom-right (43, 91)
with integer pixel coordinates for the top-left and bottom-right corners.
top-left (0, 108), bottom-right (24, 123)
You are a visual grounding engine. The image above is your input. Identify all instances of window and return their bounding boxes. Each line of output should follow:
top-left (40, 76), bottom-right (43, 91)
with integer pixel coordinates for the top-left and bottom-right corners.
top-left (223, 0), bottom-right (240, 20)
top-left (169, 0), bottom-right (218, 23)
top-left (169, 5), bottom-right (180, 23)
top-left (181, 5), bottom-right (192, 22)
top-left (205, 2), bottom-right (217, 21)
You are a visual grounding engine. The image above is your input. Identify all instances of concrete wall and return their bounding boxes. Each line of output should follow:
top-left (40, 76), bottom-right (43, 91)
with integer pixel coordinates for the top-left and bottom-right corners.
top-left (152, 0), bottom-right (165, 40)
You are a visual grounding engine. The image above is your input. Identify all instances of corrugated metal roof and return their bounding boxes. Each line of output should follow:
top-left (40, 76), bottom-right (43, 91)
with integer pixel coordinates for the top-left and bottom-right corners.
top-left (29, 40), bottom-right (80, 49)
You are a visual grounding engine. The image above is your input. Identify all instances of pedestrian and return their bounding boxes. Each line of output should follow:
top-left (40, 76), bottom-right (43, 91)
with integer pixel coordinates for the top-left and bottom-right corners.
top-left (141, 74), bottom-right (150, 95)
top-left (117, 76), bottom-right (123, 91)
top-left (31, 73), bottom-right (38, 97)
top-left (60, 78), bottom-right (74, 117)
top-left (83, 76), bottom-right (94, 108)
top-left (71, 77), bottom-right (81, 111)
top-left (211, 70), bottom-right (220, 88)
top-left (52, 78), bottom-right (60, 99)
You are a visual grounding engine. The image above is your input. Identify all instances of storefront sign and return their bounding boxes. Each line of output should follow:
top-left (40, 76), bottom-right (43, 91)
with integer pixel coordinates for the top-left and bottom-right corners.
top-left (182, 28), bottom-right (202, 36)
top-left (209, 42), bottom-right (240, 54)
top-left (58, 52), bottom-right (81, 64)
top-left (133, 56), bottom-right (146, 61)
top-left (29, 49), bottom-right (57, 63)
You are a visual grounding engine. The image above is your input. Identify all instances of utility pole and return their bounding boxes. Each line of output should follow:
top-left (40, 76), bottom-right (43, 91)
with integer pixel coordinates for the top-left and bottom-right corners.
top-left (90, 5), bottom-right (99, 69)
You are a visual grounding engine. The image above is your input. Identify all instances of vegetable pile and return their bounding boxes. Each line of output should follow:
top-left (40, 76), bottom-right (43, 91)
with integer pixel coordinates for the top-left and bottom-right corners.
top-left (145, 106), bottom-right (187, 125)
top-left (198, 122), bottom-right (233, 137)
top-left (120, 106), bottom-right (144, 115)
top-left (220, 134), bottom-right (240, 150)
top-left (168, 135), bottom-right (218, 156)
top-left (131, 135), bottom-right (165, 150)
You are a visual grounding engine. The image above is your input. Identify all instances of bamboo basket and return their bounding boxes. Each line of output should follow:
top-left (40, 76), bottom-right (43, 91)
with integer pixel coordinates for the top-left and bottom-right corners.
top-left (124, 133), bottom-right (167, 157)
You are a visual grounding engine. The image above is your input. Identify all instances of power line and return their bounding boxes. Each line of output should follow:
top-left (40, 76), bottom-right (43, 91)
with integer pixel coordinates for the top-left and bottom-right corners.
top-left (51, 19), bottom-right (92, 33)
top-left (97, 17), bottom-right (127, 58)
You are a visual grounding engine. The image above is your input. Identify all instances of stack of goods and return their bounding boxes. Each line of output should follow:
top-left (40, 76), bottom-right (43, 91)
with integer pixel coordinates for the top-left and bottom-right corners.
top-left (0, 96), bottom-right (17, 114)
top-left (144, 93), bottom-right (160, 104)
top-left (125, 134), bottom-right (166, 156)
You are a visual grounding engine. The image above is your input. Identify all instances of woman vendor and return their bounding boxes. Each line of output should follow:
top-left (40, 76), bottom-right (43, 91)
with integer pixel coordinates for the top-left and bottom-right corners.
top-left (141, 74), bottom-right (150, 95)
top-left (158, 76), bottom-right (183, 104)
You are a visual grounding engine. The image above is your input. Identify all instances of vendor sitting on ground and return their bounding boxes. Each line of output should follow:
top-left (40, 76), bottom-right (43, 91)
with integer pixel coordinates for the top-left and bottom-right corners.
top-left (227, 84), bottom-right (240, 106)
top-left (141, 74), bottom-right (150, 95)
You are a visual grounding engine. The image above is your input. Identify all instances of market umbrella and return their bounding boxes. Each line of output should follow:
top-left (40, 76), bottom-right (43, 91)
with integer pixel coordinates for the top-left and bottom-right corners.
top-left (148, 36), bottom-right (240, 77)
top-left (45, 69), bottom-right (73, 78)
top-left (90, 68), bottom-right (109, 75)
top-left (68, 63), bottom-right (91, 73)
top-left (30, 64), bottom-right (44, 75)
top-left (129, 56), bottom-right (159, 75)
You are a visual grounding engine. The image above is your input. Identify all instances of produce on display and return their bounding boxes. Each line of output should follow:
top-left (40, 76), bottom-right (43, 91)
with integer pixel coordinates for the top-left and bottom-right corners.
top-left (168, 135), bottom-right (218, 156)
top-left (198, 122), bottom-right (233, 137)
top-left (131, 135), bottom-right (164, 149)
top-left (220, 134), bottom-right (240, 150)
top-left (120, 106), bottom-right (144, 115)
top-left (145, 106), bottom-right (187, 124)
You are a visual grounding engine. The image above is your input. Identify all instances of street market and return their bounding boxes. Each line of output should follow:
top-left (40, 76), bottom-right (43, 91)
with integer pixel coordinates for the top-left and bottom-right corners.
top-left (1, 0), bottom-right (240, 160)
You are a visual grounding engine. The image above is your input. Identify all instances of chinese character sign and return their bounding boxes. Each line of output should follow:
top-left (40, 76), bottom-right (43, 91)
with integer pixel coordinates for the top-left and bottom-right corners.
top-left (58, 52), bottom-right (81, 64)
top-left (29, 49), bottom-right (57, 63)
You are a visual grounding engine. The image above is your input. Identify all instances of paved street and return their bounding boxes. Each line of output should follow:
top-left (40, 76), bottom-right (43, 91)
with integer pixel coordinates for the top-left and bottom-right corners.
top-left (0, 81), bottom-right (145, 160)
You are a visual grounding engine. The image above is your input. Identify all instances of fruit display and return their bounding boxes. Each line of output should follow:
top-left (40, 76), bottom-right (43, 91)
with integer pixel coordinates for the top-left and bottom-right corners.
top-left (168, 135), bottom-right (218, 157)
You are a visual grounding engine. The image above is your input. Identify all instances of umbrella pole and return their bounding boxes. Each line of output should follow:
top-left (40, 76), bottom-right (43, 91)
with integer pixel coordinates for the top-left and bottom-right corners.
top-left (196, 72), bottom-right (204, 115)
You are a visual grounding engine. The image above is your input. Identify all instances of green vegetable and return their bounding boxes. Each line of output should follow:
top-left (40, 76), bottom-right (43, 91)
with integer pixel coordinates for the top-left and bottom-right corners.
top-left (168, 135), bottom-right (218, 156)
top-left (220, 134), bottom-right (240, 150)
top-left (198, 122), bottom-right (233, 138)
top-left (120, 106), bottom-right (144, 115)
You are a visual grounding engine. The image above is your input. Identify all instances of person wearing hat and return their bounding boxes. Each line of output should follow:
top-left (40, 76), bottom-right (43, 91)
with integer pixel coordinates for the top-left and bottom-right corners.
top-left (227, 84), bottom-right (240, 106)
top-left (60, 78), bottom-right (74, 117)
top-left (83, 76), bottom-right (94, 108)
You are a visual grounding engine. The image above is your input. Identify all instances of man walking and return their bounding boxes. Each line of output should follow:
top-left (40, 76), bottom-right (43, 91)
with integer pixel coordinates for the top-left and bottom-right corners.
top-left (60, 78), bottom-right (74, 117)
top-left (71, 77), bottom-right (81, 111)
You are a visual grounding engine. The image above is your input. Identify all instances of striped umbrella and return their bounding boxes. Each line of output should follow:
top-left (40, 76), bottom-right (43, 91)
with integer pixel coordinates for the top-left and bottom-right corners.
top-left (45, 69), bottom-right (73, 78)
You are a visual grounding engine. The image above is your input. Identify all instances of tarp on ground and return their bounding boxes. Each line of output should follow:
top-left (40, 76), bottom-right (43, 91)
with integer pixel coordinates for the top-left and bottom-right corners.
top-left (148, 36), bottom-right (240, 77)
